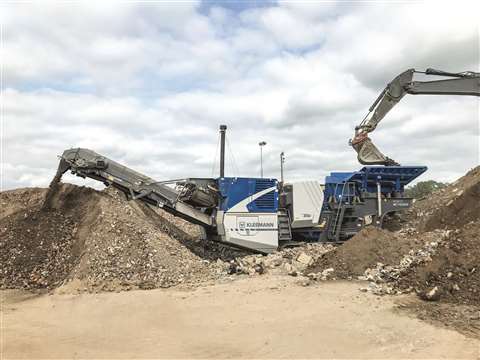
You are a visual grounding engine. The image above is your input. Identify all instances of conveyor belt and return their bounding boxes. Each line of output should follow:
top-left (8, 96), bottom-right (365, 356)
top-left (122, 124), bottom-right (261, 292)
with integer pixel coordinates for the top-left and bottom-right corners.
top-left (55, 148), bottom-right (213, 227)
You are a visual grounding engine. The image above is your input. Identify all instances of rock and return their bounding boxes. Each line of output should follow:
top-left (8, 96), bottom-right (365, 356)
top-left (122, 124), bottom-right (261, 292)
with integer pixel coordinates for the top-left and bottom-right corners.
top-left (243, 256), bottom-right (257, 266)
top-left (283, 263), bottom-right (293, 273)
top-left (293, 260), bottom-right (307, 272)
top-left (227, 263), bottom-right (239, 275)
top-left (320, 268), bottom-right (334, 280)
top-left (253, 264), bottom-right (264, 275)
top-left (297, 253), bottom-right (313, 266)
top-left (263, 255), bottom-right (283, 268)
top-left (306, 272), bottom-right (320, 281)
top-left (420, 286), bottom-right (441, 301)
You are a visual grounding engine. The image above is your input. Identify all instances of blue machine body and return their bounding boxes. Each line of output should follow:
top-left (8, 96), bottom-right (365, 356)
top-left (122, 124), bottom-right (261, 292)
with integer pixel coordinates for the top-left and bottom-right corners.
top-left (324, 166), bottom-right (427, 204)
top-left (217, 177), bottom-right (279, 213)
top-left (216, 166), bottom-right (426, 215)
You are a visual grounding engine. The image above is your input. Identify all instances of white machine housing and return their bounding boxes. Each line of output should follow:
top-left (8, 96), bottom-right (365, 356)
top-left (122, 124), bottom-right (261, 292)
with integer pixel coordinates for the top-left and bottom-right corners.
top-left (289, 181), bottom-right (324, 229)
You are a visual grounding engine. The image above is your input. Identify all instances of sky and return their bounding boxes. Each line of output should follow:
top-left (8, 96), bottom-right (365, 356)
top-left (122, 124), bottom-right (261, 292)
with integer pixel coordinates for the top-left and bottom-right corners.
top-left (1, 0), bottom-right (479, 190)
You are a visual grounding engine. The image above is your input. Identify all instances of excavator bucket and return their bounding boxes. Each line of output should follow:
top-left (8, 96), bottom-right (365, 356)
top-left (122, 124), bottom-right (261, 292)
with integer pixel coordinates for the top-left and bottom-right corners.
top-left (351, 137), bottom-right (399, 166)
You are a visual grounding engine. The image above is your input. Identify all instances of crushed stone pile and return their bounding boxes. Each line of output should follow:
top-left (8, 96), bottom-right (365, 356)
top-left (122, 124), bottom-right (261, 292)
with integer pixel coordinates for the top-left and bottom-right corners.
top-left (225, 243), bottom-right (335, 278)
top-left (0, 187), bottom-right (47, 219)
top-left (0, 184), bottom-right (235, 292)
top-left (396, 221), bottom-right (479, 305)
top-left (381, 166), bottom-right (479, 305)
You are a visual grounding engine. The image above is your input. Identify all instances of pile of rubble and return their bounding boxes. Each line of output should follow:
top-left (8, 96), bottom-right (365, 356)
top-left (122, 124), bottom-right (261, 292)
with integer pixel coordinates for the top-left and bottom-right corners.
top-left (1, 185), bottom-right (99, 289)
top-left (0, 187), bottom-right (47, 219)
top-left (224, 243), bottom-right (334, 278)
top-left (0, 184), bottom-right (229, 292)
top-left (406, 166), bottom-right (480, 232)
top-left (357, 230), bottom-right (451, 296)
top-left (307, 227), bottom-right (421, 280)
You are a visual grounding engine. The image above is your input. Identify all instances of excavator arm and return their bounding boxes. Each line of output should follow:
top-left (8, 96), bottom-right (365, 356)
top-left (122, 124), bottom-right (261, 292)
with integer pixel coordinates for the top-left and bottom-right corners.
top-left (351, 68), bottom-right (480, 165)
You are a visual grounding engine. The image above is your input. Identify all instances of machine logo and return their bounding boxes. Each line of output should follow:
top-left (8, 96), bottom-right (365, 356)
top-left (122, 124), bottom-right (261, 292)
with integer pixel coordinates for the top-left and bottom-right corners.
top-left (237, 216), bottom-right (275, 236)
top-left (392, 200), bottom-right (410, 207)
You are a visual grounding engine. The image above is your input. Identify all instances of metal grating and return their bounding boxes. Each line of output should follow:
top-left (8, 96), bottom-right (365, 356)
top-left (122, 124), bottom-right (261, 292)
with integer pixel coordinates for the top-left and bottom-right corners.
top-left (254, 179), bottom-right (275, 209)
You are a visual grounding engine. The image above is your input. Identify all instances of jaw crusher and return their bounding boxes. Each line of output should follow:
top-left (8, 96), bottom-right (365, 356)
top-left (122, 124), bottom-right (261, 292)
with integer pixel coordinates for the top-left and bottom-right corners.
top-left (52, 144), bottom-right (426, 253)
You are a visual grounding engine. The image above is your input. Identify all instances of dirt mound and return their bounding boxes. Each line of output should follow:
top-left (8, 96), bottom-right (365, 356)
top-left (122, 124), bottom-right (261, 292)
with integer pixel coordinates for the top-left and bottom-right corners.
top-left (397, 222), bottom-right (479, 305)
top-left (308, 228), bottom-right (422, 278)
top-left (406, 166), bottom-right (480, 231)
top-left (398, 166), bottom-right (480, 305)
top-left (0, 187), bottom-right (47, 219)
top-left (0, 184), bottom-right (227, 292)
top-left (0, 185), bottom-right (100, 289)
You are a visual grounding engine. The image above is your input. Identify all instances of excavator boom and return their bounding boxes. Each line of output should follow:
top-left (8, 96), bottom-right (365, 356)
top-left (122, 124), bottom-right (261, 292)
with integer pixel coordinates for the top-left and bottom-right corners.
top-left (351, 68), bottom-right (480, 165)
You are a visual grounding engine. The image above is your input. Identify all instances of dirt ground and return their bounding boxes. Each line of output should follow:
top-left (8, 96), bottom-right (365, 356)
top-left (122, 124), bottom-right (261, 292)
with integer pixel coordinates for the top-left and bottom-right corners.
top-left (2, 276), bottom-right (479, 359)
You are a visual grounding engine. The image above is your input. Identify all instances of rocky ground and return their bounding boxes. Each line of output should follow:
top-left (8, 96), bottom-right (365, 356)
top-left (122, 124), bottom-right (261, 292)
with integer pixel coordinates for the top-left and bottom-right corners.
top-left (1, 165), bottom-right (479, 337)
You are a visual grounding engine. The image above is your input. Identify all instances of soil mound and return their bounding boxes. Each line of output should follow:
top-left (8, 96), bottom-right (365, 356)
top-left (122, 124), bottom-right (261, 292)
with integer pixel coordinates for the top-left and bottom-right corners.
top-left (0, 185), bottom-right (100, 289)
top-left (0, 187), bottom-right (47, 219)
top-left (399, 166), bottom-right (480, 305)
top-left (398, 221), bottom-right (479, 305)
top-left (0, 183), bottom-right (227, 292)
top-left (308, 228), bottom-right (422, 278)
top-left (407, 166), bottom-right (480, 231)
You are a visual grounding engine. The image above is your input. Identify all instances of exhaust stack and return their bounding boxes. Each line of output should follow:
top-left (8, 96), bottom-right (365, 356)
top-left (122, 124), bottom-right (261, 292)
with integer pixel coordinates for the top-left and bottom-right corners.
top-left (219, 125), bottom-right (227, 178)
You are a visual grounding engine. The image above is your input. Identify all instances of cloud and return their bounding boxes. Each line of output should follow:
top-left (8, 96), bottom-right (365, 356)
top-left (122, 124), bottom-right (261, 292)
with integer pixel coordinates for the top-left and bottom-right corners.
top-left (2, 1), bottom-right (479, 191)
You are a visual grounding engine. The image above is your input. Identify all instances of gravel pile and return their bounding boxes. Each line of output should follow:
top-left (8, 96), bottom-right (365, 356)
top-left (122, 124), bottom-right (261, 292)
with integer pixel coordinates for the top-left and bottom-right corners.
top-left (0, 184), bottom-right (229, 292)
top-left (405, 166), bottom-right (480, 232)
top-left (0, 187), bottom-right (47, 219)
top-left (0, 185), bottom-right (99, 289)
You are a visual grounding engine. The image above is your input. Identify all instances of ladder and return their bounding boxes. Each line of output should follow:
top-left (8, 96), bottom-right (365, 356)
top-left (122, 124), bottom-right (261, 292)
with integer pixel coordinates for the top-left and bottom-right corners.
top-left (329, 182), bottom-right (356, 241)
top-left (278, 211), bottom-right (292, 242)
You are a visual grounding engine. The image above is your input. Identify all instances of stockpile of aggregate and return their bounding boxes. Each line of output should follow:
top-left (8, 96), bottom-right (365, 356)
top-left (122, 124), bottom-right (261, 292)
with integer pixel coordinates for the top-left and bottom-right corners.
top-left (0, 183), bottom-right (232, 292)
top-left (407, 166), bottom-right (480, 232)
top-left (394, 166), bottom-right (480, 305)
